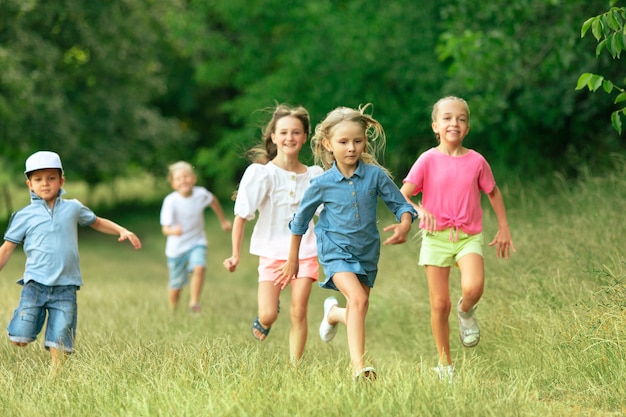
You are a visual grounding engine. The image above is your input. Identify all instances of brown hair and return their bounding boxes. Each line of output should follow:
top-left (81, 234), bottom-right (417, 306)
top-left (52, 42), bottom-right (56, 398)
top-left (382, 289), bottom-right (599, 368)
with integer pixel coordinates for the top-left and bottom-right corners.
top-left (246, 104), bottom-right (311, 164)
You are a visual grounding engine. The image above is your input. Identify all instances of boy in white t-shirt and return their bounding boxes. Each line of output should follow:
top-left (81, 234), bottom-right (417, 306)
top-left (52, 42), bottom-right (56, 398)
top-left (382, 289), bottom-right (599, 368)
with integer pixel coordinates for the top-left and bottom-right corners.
top-left (160, 161), bottom-right (231, 312)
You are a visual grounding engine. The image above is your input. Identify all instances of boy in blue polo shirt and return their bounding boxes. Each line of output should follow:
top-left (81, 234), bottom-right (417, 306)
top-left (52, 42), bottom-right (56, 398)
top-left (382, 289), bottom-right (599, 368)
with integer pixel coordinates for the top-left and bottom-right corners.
top-left (0, 150), bottom-right (142, 369)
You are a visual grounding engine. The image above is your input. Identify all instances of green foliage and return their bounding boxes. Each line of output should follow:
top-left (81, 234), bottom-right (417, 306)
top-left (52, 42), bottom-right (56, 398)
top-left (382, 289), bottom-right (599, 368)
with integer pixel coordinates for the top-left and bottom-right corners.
top-left (161, 0), bottom-right (446, 192)
top-left (4, 0), bottom-right (626, 196)
top-left (576, 6), bottom-right (626, 134)
top-left (435, 0), bottom-right (623, 177)
top-left (0, 0), bottom-right (194, 186)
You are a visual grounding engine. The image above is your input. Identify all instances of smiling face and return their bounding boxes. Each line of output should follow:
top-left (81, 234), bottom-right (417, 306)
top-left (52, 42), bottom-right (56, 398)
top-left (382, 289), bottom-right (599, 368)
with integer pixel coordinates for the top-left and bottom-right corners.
top-left (323, 120), bottom-right (366, 175)
top-left (27, 168), bottom-right (64, 205)
top-left (169, 167), bottom-right (197, 197)
top-left (271, 115), bottom-right (308, 158)
top-left (432, 98), bottom-right (470, 146)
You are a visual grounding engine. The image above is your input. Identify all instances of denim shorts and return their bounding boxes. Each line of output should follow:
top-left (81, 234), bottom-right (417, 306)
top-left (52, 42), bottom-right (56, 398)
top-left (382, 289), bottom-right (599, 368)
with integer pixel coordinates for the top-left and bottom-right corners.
top-left (7, 281), bottom-right (78, 352)
top-left (419, 229), bottom-right (484, 267)
top-left (166, 245), bottom-right (207, 289)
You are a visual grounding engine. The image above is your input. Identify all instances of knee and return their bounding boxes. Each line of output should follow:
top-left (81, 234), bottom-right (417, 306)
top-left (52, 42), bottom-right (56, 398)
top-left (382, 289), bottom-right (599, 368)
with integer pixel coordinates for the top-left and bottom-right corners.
top-left (290, 304), bottom-right (307, 323)
top-left (462, 287), bottom-right (483, 305)
top-left (430, 297), bottom-right (452, 316)
top-left (347, 294), bottom-right (369, 313)
top-left (258, 310), bottom-right (278, 327)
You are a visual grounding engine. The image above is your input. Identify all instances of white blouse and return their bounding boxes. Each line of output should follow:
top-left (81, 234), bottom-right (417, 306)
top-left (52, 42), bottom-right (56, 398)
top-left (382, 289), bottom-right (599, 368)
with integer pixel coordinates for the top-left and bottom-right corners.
top-left (234, 161), bottom-right (323, 260)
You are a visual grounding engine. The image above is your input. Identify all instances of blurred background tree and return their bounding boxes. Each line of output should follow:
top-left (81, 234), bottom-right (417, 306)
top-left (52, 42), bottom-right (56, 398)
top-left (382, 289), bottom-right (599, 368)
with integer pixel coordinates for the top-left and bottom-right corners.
top-left (0, 0), bottom-right (623, 206)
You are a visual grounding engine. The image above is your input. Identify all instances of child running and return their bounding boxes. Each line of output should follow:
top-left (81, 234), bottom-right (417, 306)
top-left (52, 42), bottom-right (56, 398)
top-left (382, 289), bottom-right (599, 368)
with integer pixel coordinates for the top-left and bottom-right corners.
top-left (0, 151), bottom-right (142, 370)
top-left (400, 96), bottom-right (515, 382)
top-left (160, 161), bottom-right (231, 313)
top-left (276, 104), bottom-right (417, 380)
top-left (223, 104), bottom-right (323, 363)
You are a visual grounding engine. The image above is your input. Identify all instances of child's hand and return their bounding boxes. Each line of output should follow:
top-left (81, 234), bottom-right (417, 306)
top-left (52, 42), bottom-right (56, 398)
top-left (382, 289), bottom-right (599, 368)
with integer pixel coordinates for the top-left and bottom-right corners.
top-left (273, 260), bottom-right (298, 290)
top-left (119, 230), bottom-right (142, 249)
top-left (382, 222), bottom-right (410, 245)
top-left (488, 226), bottom-right (516, 259)
top-left (418, 207), bottom-right (437, 233)
top-left (223, 256), bottom-right (238, 272)
top-left (221, 220), bottom-right (232, 232)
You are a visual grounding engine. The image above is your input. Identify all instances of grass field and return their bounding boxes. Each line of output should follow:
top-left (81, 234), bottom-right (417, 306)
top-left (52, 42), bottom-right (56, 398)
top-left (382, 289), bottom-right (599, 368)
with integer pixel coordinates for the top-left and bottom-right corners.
top-left (0, 163), bottom-right (625, 416)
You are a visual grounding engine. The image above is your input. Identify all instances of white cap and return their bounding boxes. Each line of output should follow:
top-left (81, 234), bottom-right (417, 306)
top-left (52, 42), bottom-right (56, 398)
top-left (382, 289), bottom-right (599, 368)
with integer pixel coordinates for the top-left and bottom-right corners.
top-left (24, 151), bottom-right (64, 176)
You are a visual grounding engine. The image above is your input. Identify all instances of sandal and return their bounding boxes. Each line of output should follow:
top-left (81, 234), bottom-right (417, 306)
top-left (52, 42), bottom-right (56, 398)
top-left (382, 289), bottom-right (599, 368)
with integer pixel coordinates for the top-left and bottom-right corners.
top-left (252, 316), bottom-right (271, 341)
top-left (457, 298), bottom-right (480, 348)
top-left (353, 366), bottom-right (377, 381)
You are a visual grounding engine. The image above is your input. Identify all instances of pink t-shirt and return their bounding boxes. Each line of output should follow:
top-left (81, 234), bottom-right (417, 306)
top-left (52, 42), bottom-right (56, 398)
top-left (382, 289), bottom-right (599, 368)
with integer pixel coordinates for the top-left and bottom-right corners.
top-left (403, 148), bottom-right (495, 234)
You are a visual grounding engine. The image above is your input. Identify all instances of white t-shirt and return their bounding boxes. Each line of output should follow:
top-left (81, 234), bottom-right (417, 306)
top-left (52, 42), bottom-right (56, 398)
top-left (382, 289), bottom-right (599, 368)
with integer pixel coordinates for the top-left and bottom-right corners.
top-left (234, 161), bottom-right (323, 260)
top-left (160, 186), bottom-right (214, 258)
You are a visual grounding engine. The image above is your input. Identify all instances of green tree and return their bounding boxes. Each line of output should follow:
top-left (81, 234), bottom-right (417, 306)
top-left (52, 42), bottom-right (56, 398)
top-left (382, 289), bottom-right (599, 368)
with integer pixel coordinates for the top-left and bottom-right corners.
top-left (0, 0), bottom-right (193, 192)
top-left (576, 4), bottom-right (626, 134)
top-left (162, 0), bottom-right (445, 191)
top-left (435, 0), bottom-right (623, 177)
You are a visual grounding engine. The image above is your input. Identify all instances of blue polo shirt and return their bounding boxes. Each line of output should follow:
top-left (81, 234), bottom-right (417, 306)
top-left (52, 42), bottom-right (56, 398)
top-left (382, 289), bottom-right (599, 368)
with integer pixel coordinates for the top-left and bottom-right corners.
top-left (4, 190), bottom-right (97, 287)
top-left (290, 162), bottom-right (417, 289)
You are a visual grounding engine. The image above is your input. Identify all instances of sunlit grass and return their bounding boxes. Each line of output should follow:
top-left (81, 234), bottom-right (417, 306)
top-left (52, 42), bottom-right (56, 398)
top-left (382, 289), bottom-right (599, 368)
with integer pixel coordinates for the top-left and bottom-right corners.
top-left (0, 161), bottom-right (625, 416)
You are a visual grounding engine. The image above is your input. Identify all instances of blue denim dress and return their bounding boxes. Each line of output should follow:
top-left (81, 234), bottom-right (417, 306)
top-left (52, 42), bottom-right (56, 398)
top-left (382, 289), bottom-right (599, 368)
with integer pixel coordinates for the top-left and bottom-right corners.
top-left (290, 162), bottom-right (417, 290)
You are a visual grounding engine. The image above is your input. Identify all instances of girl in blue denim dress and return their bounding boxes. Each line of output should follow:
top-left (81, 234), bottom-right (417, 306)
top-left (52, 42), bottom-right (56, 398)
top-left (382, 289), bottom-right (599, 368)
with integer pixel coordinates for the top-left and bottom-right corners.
top-left (276, 105), bottom-right (417, 380)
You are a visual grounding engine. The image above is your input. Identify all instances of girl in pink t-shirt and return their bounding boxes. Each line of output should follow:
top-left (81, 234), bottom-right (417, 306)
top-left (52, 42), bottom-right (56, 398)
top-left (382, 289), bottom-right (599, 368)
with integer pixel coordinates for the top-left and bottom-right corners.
top-left (400, 96), bottom-right (515, 382)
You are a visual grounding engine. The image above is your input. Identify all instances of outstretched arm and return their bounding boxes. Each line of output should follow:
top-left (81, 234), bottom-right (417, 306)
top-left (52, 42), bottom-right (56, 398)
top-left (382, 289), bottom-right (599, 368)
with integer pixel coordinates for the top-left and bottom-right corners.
top-left (223, 215), bottom-right (246, 272)
top-left (90, 217), bottom-right (142, 249)
top-left (210, 199), bottom-right (232, 232)
top-left (486, 186), bottom-right (515, 259)
top-left (274, 234), bottom-right (303, 290)
top-left (0, 241), bottom-right (17, 271)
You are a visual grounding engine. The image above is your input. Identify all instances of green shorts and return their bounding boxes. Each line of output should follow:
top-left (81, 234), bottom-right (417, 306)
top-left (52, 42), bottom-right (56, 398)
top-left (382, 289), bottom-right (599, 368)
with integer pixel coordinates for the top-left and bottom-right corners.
top-left (419, 228), bottom-right (484, 267)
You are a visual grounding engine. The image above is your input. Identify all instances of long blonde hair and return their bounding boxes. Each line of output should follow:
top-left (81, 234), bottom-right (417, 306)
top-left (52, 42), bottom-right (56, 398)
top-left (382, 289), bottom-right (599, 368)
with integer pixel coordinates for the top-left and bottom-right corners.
top-left (311, 104), bottom-right (391, 177)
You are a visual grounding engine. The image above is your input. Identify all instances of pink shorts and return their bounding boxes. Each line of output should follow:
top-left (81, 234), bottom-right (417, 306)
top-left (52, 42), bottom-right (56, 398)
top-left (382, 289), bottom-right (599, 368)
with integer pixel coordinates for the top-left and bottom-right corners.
top-left (258, 256), bottom-right (319, 283)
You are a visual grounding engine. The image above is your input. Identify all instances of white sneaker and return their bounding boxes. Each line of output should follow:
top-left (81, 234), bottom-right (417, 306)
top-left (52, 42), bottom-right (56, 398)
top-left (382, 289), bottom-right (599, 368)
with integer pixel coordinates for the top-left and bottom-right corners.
top-left (432, 363), bottom-right (455, 384)
top-left (457, 298), bottom-right (480, 347)
top-left (319, 297), bottom-right (339, 342)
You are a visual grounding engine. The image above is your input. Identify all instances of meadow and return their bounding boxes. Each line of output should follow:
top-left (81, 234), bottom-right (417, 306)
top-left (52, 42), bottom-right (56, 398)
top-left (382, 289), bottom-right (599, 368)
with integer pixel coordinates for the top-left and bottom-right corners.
top-left (0, 161), bottom-right (624, 417)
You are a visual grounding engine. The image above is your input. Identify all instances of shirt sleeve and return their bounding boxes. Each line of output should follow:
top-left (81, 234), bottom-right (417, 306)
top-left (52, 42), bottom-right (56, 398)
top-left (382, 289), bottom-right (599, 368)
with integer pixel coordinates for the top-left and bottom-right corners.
top-left (198, 187), bottom-right (215, 208)
top-left (160, 194), bottom-right (174, 226)
top-left (77, 201), bottom-right (97, 226)
top-left (3, 210), bottom-right (25, 244)
top-left (289, 179), bottom-right (323, 235)
top-left (378, 170), bottom-right (418, 222)
top-left (477, 154), bottom-right (496, 194)
top-left (402, 152), bottom-right (427, 195)
top-left (234, 164), bottom-right (271, 221)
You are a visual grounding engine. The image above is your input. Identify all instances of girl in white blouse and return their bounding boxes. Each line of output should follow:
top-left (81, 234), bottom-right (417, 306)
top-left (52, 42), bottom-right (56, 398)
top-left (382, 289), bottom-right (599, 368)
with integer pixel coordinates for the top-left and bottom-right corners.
top-left (223, 104), bottom-right (322, 363)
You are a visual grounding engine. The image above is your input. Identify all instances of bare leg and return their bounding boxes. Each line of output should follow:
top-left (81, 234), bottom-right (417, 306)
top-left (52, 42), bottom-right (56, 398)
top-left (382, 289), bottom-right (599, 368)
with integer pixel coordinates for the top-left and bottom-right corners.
top-left (169, 288), bottom-right (182, 311)
top-left (49, 347), bottom-right (67, 372)
top-left (457, 254), bottom-right (484, 311)
top-left (288, 278), bottom-right (313, 363)
top-left (425, 265), bottom-right (452, 365)
top-left (332, 272), bottom-right (370, 375)
top-left (254, 282), bottom-right (280, 341)
top-left (189, 265), bottom-right (205, 308)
